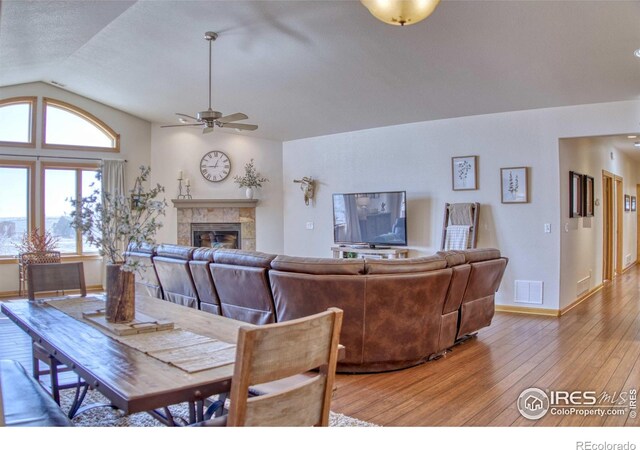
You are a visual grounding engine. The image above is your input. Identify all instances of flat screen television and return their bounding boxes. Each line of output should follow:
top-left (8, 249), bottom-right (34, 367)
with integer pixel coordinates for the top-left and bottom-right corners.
top-left (332, 191), bottom-right (407, 247)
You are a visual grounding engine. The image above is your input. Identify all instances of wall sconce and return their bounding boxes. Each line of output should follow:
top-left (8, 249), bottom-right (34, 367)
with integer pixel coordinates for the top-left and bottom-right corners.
top-left (294, 177), bottom-right (315, 206)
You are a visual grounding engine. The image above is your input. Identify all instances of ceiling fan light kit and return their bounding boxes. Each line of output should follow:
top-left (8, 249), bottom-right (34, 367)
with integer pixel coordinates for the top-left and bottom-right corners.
top-left (161, 31), bottom-right (258, 134)
top-left (361, 0), bottom-right (440, 26)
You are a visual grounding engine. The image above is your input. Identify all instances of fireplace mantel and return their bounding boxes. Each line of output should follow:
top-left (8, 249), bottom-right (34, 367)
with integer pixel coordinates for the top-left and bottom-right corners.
top-left (172, 199), bottom-right (259, 209)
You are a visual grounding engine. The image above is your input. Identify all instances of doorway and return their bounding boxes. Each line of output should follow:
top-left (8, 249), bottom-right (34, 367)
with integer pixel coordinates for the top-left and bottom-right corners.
top-left (602, 170), bottom-right (623, 282)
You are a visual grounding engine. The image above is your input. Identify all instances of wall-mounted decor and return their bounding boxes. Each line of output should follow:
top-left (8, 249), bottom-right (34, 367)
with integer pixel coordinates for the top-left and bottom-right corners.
top-left (625, 194), bottom-right (631, 211)
top-left (293, 176), bottom-right (316, 206)
top-left (632, 196), bottom-right (637, 212)
top-left (451, 156), bottom-right (477, 191)
top-left (500, 167), bottom-right (528, 203)
top-left (569, 171), bottom-right (583, 218)
top-left (583, 175), bottom-right (594, 217)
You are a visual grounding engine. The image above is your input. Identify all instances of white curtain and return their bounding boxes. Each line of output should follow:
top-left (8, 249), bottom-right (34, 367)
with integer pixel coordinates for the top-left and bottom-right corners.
top-left (100, 160), bottom-right (126, 287)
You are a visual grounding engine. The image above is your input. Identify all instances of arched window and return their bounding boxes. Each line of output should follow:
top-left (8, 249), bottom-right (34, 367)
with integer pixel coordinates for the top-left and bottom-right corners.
top-left (0, 97), bottom-right (36, 147)
top-left (42, 98), bottom-right (120, 151)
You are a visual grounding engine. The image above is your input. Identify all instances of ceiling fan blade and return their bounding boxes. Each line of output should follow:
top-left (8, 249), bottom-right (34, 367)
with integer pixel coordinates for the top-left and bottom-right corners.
top-left (176, 113), bottom-right (199, 121)
top-left (203, 126), bottom-right (215, 134)
top-left (220, 122), bottom-right (258, 131)
top-left (217, 113), bottom-right (248, 124)
top-left (161, 124), bottom-right (202, 128)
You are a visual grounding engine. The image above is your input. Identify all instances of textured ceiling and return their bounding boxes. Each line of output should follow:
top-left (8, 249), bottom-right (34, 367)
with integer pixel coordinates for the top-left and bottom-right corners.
top-left (1, 0), bottom-right (640, 142)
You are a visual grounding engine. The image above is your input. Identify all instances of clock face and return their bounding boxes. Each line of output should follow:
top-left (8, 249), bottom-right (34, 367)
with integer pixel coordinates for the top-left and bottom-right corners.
top-left (200, 150), bottom-right (231, 182)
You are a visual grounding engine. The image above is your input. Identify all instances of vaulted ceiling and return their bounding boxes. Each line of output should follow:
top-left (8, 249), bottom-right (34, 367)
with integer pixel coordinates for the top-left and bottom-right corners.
top-left (1, 1), bottom-right (640, 142)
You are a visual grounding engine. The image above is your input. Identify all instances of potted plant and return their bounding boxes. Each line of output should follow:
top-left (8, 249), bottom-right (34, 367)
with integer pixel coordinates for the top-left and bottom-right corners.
top-left (70, 166), bottom-right (166, 323)
top-left (233, 159), bottom-right (269, 199)
top-left (14, 227), bottom-right (61, 296)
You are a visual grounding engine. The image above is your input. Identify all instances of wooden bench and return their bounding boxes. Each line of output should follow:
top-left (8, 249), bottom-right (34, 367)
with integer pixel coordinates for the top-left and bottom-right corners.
top-left (0, 359), bottom-right (73, 427)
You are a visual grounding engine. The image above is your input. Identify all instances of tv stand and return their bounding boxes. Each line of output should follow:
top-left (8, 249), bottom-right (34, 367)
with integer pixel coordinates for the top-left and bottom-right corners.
top-left (331, 245), bottom-right (409, 259)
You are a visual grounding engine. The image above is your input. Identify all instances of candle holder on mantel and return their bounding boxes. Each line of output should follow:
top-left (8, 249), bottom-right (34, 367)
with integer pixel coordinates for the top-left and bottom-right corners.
top-left (177, 178), bottom-right (192, 199)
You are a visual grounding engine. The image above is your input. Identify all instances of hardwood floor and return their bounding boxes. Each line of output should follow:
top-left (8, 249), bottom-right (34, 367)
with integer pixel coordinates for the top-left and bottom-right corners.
top-left (331, 267), bottom-right (640, 427)
top-left (1, 267), bottom-right (638, 427)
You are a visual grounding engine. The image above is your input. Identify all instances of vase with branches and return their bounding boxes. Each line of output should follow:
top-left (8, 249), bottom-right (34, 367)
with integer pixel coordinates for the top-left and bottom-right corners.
top-left (69, 166), bottom-right (167, 322)
top-left (233, 159), bottom-right (269, 199)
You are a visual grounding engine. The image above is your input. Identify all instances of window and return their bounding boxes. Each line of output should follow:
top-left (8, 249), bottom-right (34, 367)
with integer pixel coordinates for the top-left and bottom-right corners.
top-left (0, 97), bottom-right (36, 147)
top-left (42, 163), bottom-right (101, 255)
top-left (43, 98), bottom-right (120, 151)
top-left (0, 161), bottom-right (35, 257)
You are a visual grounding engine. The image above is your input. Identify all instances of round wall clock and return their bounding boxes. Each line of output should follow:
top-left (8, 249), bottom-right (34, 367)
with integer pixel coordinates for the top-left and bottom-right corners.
top-left (200, 150), bottom-right (231, 182)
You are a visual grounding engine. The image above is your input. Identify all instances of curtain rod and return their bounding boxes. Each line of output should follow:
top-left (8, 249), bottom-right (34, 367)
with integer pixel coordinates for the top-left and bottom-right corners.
top-left (0, 153), bottom-right (127, 162)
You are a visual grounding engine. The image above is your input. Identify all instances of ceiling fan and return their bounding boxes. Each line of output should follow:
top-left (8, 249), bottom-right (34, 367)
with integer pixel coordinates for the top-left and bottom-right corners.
top-left (161, 32), bottom-right (258, 134)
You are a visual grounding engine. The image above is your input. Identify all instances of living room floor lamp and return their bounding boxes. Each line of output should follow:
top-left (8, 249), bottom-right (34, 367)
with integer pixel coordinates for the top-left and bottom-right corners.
top-left (360, 0), bottom-right (441, 26)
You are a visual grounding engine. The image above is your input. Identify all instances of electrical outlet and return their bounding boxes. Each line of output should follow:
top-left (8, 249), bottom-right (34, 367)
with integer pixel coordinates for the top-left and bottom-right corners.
top-left (544, 223), bottom-right (551, 233)
top-left (306, 221), bottom-right (314, 230)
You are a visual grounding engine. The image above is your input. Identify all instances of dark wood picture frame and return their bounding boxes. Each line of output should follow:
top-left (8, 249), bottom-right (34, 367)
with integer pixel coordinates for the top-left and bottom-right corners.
top-left (625, 194), bottom-right (631, 212)
top-left (582, 175), bottom-right (594, 217)
top-left (632, 196), bottom-right (637, 212)
top-left (569, 171), bottom-right (583, 218)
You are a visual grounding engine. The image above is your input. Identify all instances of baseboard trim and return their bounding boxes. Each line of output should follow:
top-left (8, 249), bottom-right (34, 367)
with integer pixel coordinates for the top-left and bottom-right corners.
top-left (495, 305), bottom-right (560, 317)
top-left (0, 284), bottom-right (103, 300)
top-left (559, 283), bottom-right (604, 316)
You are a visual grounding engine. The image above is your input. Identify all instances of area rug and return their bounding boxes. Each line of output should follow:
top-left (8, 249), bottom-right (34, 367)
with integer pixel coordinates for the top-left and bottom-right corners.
top-left (58, 388), bottom-right (378, 427)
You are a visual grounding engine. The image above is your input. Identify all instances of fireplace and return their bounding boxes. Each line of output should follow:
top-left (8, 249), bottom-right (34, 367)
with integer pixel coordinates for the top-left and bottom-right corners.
top-left (192, 223), bottom-right (241, 249)
top-left (173, 199), bottom-right (257, 251)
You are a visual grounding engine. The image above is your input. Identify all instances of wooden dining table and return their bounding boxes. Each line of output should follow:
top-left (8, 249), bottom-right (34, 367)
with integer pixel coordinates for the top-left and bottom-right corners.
top-left (0, 294), bottom-right (252, 425)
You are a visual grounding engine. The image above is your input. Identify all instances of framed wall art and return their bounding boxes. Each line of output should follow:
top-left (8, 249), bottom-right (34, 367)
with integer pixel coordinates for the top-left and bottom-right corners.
top-left (451, 156), bottom-right (477, 191)
top-left (632, 196), bottom-right (637, 212)
top-left (569, 171), bottom-right (582, 218)
top-left (583, 175), bottom-right (594, 217)
top-left (500, 167), bottom-right (528, 203)
top-left (625, 194), bottom-right (631, 212)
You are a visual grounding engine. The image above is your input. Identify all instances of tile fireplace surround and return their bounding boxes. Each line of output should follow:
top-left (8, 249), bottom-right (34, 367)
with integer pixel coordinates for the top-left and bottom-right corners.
top-left (172, 199), bottom-right (258, 251)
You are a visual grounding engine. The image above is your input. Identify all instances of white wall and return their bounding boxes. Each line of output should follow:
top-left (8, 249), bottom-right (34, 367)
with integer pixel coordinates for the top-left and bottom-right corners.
top-left (559, 139), bottom-right (639, 310)
top-left (150, 126), bottom-right (284, 254)
top-left (0, 82), bottom-right (151, 293)
top-left (282, 100), bottom-right (640, 311)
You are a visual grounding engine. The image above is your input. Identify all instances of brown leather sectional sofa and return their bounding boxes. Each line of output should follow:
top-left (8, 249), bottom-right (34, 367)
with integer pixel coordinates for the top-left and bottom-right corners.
top-left (125, 244), bottom-right (507, 373)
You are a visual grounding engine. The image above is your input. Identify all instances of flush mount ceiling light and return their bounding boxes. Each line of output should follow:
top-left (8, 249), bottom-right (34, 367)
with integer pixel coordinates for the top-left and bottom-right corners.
top-left (634, 48), bottom-right (640, 58)
top-left (360, 0), bottom-right (440, 26)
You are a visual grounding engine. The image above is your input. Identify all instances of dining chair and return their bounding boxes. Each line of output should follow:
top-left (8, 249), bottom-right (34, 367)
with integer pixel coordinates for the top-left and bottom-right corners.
top-left (195, 307), bottom-right (343, 427)
top-left (27, 262), bottom-right (87, 404)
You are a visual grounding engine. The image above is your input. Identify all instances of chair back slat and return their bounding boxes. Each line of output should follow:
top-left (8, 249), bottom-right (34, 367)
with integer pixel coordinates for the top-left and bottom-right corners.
top-left (227, 307), bottom-right (342, 427)
top-left (243, 375), bottom-right (325, 427)
top-left (27, 263), bottom-right (86, 300)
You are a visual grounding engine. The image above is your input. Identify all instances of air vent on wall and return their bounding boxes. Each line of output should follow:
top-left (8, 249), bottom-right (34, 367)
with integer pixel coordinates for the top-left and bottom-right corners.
top-left (514, 280), bottom-right (543, 304)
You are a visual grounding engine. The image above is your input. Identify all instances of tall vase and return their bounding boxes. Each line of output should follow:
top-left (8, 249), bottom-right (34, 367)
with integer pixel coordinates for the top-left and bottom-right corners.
top-left (245, 187), bottom-right (254, 199)
top-left (105, 264), bottom-right (135, 323)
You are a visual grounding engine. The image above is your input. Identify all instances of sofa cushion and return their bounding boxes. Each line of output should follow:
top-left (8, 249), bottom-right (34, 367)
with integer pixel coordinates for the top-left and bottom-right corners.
top-left (461, 248), bottom-right (501, 263)
top-left (156, 244), bottom-right (196, 260)
top-left (125, 241), bottom-right (156, 256)
top-left (271, 255), bottom-right (365, 275)
top-left (192, 247), bottom-right (217, 262)
top-left (436, 251), bottom-right (467, 267)
top-left (213, 249), bottom-right (276, 268)
top-left (365, 255), bottom-right (447, 274)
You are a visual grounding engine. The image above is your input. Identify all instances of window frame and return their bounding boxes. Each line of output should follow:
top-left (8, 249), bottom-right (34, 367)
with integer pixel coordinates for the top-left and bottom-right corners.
top-left (40, 161), bottom-right (101, 257)
top-left (42, 97), bottom-right (120, 152)
top-left (0, 96), bottom-right (37, 148)
top-left (0, 160), bottom-right (36, 262)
